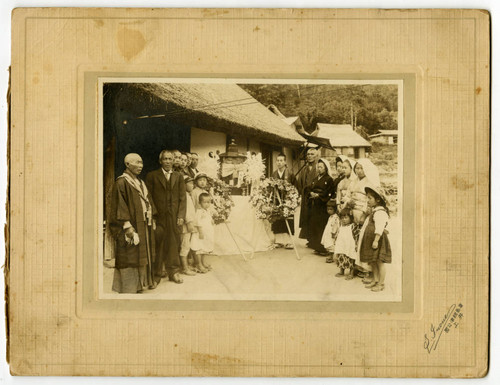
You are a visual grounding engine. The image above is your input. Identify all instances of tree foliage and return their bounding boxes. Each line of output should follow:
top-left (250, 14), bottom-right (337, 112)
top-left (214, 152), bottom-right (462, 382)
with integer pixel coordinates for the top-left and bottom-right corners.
top-left (238, 83), bottom-right (398, 135)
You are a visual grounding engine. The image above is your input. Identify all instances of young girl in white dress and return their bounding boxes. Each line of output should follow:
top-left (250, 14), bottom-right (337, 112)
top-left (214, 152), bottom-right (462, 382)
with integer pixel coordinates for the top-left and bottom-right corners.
top-left (191, 192), bottom-right (215, 272)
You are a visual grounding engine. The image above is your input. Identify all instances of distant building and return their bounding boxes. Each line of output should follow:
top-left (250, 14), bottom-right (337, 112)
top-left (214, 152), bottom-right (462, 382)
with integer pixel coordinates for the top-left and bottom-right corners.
top-left (314, 123), bottom-right (372, 159)
top-left (267, 104), bottom-right (306, 134)
top-left (369, 129), bottom-right (399, 145)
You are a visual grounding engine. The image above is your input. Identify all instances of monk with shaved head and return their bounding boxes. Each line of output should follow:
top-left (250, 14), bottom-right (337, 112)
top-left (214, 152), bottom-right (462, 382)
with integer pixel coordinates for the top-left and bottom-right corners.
top-left (109, 153), bottom-right (157, 293)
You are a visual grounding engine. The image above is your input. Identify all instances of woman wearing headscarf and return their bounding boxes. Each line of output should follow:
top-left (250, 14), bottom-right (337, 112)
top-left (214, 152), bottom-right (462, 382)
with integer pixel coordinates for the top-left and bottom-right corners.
top-left (348, 157), bottom-right (381, 281)
top-left (329, 155), bottom-right (347, 202)
top-left (304, 158), bottom-right (335, 255)
top-left (336, 157), bottom-right (358, 210)
top-left (349, 158), bottom-right (381, 225)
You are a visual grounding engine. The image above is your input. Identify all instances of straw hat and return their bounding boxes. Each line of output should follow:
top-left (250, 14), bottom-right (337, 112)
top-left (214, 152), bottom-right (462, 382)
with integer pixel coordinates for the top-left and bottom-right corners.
top-left (365, 186), bottom-right (388, 207)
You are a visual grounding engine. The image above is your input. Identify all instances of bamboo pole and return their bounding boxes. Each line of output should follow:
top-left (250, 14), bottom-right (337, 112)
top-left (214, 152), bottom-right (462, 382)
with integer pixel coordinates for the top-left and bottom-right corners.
top-left (225, 222), bottom-right (249, 261)
top-left (274, 187), bottom-right (301, 261)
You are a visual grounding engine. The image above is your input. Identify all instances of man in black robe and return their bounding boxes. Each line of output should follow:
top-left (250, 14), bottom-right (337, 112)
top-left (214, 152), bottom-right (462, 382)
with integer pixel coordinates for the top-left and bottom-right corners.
top-left (109, 153), bottom-right (156, 293)
top-left (296, 147), bottom-right (318, 243)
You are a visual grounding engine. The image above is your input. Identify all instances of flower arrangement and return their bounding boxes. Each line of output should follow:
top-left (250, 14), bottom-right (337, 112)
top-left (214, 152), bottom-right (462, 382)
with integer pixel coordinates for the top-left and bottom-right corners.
top-left (207, 177), bottom-right (235, 225)
top-left (242, 152), bottom-right (266, 183)
top-left (250, 178), bottom-right (300, 222)
top-left (197, 152), bottom-right (220, 180)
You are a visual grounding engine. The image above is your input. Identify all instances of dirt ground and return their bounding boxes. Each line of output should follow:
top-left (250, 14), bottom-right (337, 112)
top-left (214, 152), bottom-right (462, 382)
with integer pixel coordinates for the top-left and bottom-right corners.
top-left (102, 216), bottom-right (402, 302)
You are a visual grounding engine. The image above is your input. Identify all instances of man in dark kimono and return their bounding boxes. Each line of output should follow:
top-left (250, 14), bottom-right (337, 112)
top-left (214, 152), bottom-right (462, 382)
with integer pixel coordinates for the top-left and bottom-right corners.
top-left (109, 153), bottom-right (156, 293)
top-left (271, 153), bottom-right (296, 249)
top-left (296, 147), bottom-right (319, 243)
top-left (146, 150), bottom-right (186, 284)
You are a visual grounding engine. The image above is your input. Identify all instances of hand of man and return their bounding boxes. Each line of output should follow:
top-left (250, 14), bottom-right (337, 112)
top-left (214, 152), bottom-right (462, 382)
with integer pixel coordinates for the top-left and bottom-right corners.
top-left (177, 218), bottom-right (184, 226)
top-left (125, 226), bottom-right (135, 239)
top-left (372, 240), bottom-right (379, 250)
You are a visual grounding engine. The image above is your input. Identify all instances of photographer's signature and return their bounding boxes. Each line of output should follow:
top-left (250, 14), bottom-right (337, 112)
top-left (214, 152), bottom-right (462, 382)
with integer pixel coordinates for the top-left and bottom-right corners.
top-left (424, 303), bottom-right (463, 354)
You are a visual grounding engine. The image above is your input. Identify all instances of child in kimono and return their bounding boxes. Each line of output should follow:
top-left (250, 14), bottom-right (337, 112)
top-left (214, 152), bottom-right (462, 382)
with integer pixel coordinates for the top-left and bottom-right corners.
top-left (321, 199), bottom-right (340, 264)
top-left (359, 186), bottom-right (392, 292)
top-left (334, 208), bottom-right (358, 280)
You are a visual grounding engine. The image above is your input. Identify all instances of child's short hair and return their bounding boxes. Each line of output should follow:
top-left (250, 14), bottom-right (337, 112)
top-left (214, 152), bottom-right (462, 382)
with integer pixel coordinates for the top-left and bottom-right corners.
top-left (326, 199), bottom-right (336, 210)
top-left (199, 192), bottom-right (211, 204)
top-left (338, 208), bottom-right (353, 219)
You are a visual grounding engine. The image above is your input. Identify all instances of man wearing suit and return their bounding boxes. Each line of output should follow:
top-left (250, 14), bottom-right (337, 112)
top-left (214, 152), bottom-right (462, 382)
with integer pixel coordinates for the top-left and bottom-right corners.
top-left (146, 150), bottom-right (186, 284)
top-left (271, 153), bottom-right (297, 249)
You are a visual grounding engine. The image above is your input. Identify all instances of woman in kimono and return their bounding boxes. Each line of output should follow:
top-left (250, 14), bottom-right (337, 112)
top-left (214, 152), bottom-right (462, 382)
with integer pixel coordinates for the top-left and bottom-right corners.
top-left (336, 157), bottom-right (358, 211)
top-left (349, 157), bottom-right (381, 281)
top-left (304, 158), bottom-right (335, 256)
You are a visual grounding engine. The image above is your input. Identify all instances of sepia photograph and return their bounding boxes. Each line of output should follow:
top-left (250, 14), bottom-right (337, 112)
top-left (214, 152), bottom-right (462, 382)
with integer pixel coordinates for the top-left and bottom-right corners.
top-left (6, 6), bottom-right (491, 378)
top-left (98, 78), bottom-right (403, 302)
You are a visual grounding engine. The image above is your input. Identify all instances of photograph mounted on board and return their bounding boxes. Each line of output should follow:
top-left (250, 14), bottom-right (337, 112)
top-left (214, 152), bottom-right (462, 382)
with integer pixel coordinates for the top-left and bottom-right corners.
top-left (98, 78), bottom-right (403, 302)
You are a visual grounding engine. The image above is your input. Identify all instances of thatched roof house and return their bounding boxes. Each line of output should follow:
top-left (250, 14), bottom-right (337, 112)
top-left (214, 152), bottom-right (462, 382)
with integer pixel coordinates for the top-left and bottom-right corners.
top-left (131, 83), bottom-right (304, 146)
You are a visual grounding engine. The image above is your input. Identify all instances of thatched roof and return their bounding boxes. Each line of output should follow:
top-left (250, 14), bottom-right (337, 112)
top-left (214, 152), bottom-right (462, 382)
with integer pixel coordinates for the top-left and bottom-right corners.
top-left (132, 83), bottom-right (305, 146)
top-left (316, 123), bottom-right (372, 148)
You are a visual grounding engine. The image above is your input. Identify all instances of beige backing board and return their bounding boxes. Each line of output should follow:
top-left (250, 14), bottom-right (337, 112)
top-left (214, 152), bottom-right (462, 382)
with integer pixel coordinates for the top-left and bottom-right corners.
top-left (7, 8), bottom-right (489, 377)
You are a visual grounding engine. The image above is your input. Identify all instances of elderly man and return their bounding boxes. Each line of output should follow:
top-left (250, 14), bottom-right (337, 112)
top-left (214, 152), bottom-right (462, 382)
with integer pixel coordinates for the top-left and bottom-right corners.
top-left (296, 147), bottom-right (319, 243)
top-left (109, 153), bottom-right (156, 293)
top-left (146, 150), bottom-right (186, 284)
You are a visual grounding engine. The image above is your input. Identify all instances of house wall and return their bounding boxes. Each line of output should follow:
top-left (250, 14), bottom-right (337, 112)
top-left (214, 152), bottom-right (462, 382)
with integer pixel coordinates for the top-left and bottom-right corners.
top-left (340, 147), bottom-right (355, 157)
top-left (283, 147), bottom-right (294, 171)
top-left (190, 127), bottom-right (227, 158)
top-left (248, 139), bottom-right (260, 154)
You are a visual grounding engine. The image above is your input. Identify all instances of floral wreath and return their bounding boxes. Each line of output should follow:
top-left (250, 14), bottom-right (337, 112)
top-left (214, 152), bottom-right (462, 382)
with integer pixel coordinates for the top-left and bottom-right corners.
top-left (207, 177), bottom-right (235, 225)
top-left (250, 178), bottom-right (300, 222)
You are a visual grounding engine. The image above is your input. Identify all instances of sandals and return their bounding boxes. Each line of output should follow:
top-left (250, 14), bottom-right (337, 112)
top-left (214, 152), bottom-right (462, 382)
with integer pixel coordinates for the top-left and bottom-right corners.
top-left (335, 272), bottom-right (344, 278)
top-left (325, 256), bottom-right (334, 263)
top-left (371, 283), bottom-right (385, 292)
top-left (365, 281), bottom-right (378, 288)
top-left (194, 265), bottom-right (208, 274)
top-left (168, 273), bottom-right (184, 284)
top-left (284, 244), bottom-right (294, 249)
top-left (345, 275), bottom-right (354, 280)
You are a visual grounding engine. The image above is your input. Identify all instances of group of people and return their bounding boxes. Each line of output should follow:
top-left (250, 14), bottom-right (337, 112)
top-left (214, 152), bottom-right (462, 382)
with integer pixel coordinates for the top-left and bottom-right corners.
top-left (294, 147), bottom-right (393, 292)
top-left (109, 150), bottom-right (215, 294)
top-left (108, 146), bottom-right (393, 294)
